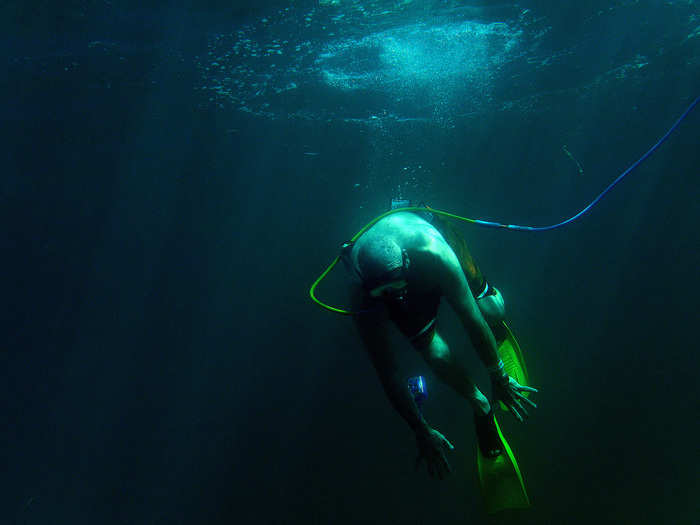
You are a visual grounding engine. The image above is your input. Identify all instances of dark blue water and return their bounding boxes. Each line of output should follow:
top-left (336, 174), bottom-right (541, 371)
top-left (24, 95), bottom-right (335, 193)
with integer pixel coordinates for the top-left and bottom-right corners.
top-left (3, 1), bottom-right (699, 524)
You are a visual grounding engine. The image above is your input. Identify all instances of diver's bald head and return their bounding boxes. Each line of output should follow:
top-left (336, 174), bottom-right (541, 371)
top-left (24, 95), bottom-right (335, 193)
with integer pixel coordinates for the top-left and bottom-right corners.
top-left (357, 237), bottom-right (403, 288)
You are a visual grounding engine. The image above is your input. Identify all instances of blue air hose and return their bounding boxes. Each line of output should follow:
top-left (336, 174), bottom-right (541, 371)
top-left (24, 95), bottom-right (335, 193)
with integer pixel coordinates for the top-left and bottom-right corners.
top-left (473, 96), bottom-right (700, 231)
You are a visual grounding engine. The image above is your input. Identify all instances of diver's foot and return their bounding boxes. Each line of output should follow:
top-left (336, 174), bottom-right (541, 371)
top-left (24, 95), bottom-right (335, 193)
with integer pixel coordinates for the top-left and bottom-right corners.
top-left (474, 409), bottom-right (503, 458)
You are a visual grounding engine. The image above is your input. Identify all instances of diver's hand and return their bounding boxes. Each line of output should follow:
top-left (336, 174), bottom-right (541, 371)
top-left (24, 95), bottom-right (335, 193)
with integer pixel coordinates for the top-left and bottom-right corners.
top-left (414, 426), bottom-right (454, 479)
top-left (490, 374), bottom-right (538, 422)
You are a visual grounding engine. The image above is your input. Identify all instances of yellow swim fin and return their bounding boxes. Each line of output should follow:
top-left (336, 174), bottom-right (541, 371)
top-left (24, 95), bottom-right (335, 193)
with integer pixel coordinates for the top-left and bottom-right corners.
top-left (496, 322), bottom-right (530, 411)
top-left (475, 321), bottom-right (531, 513)
top-left (476, 415), bottom-right (530, 513)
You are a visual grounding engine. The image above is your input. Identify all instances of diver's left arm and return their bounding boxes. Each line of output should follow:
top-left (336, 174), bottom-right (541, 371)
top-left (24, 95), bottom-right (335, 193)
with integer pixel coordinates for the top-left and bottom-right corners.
top-left (437, 251), bottom-right (538, 420)
top-left (436, 250), bottom-right (501, 371)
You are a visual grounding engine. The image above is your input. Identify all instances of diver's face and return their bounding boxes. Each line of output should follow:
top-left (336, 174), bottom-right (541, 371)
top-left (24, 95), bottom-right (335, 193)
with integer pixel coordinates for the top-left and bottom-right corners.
top-left (369, 279), bottom-right (408, 301)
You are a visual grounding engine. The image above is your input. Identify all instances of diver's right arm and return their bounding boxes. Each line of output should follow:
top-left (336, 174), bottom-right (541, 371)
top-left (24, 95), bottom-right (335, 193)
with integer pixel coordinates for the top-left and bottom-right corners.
top-left (365, 344), bottom-right (430, 435)
top-left (367, 347), bottom-right (454, 479)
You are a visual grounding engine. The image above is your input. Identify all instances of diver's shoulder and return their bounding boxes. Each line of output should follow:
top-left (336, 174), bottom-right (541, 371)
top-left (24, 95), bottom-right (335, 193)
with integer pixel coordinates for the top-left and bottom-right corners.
top-left (367, 212), bottom-right (444, 250)
top-left (379, 211), bottom-right (430, 229)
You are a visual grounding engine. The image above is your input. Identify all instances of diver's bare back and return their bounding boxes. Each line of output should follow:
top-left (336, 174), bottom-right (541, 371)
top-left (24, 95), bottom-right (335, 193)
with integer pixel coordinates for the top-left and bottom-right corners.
top-left (351, 212), bottom-right (453, 291)
top-left (355, 211), bottom-right (447, 250)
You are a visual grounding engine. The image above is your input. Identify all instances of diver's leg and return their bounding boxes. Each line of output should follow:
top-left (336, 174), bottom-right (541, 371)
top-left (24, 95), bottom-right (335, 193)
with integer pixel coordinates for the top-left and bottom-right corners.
top-left (413, 331), bottom-right (490, 416)
top-left (352, 290), bottom-right (434, 436)
top-left (415, 330), bottom-right (503, 457)
top-left (476, 287), bottom-right (507, 341)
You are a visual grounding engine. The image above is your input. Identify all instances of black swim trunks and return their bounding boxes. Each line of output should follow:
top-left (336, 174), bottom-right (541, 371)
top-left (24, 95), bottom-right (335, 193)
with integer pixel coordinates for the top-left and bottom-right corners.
top-left (386, 288), bottom-right (441, 343)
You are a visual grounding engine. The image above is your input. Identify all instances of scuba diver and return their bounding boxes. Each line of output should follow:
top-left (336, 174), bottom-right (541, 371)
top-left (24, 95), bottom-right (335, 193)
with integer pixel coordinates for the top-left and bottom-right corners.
top-left (341, 209), bottom-right (538, 479)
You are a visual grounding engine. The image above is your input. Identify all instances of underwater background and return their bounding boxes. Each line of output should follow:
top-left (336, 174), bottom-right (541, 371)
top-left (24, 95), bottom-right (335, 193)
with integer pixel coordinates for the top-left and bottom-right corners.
top-left (3, 1), bottom-right (699, 523)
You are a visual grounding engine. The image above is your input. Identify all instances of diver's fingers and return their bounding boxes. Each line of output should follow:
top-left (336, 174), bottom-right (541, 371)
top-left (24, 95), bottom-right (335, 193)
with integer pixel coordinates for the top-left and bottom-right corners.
top-left (509, 403), bottom-right (523, 422)
top-left (515, 390), bottom-right (538, 409)
top-left (515, 399), bottom-right (529, 418)
top-left (440, 453), bottom-right (450, 471)
top-left (441, 463), bottom-right (450, 479)
top-left (518, 385), bottom-right (538, 393)
top-left (439, 456), bottom-right (451, 479)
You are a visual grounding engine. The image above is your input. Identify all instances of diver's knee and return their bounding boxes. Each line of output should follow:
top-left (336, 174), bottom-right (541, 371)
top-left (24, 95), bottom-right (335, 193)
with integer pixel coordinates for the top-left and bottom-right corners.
top-left (477, 287), bottom-right (505, 325)
top-left (421, 332), bottom-right (451, 369)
